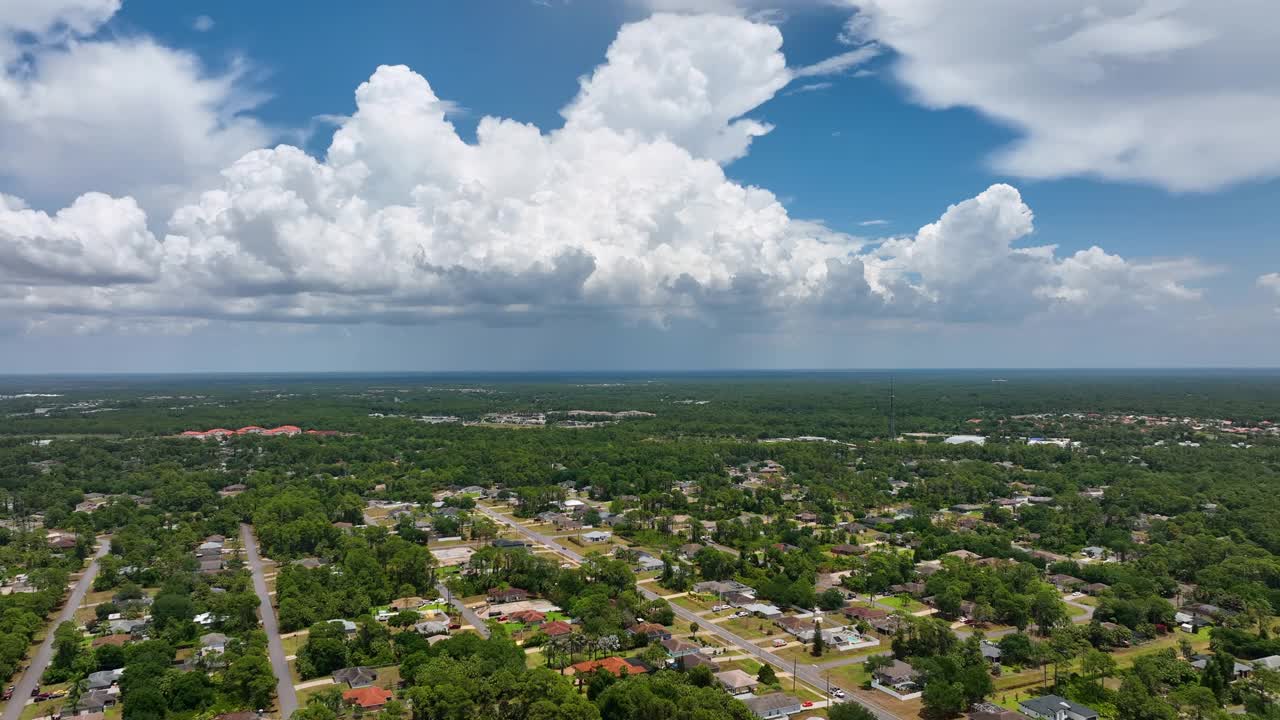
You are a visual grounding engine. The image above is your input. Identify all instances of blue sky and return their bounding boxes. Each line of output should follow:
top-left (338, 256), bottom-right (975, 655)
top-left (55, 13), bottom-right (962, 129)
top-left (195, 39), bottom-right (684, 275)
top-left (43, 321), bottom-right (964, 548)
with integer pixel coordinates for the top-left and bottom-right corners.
top-left (0, 0), bottom-right (1277, 371)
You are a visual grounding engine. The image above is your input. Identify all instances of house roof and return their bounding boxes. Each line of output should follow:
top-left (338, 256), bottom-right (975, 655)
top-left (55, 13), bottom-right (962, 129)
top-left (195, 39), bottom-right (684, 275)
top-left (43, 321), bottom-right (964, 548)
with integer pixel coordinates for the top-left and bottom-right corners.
top-left (715, 668), bottom-right (757, 689)
top-left (876, 659), bottom-right (919, 684)
top-left (969, 703), bottom-right (1029, 720)
top-left (570, 656), bottom-right (647, 677)
top-left (91, 634), bottom-right (130, 648)
top-left (1020, 695), bottom-right (1097, 719)
top-left (343, 686), bottom-right (393, 708)
top-left (743, 693), bottom-right (802, 715)
top-left (844, 605), bottom-right (888, 620)
top-left (541, 620), bottom-right (573, 636)
top-left (629, 622), bottom-right (669, 636)
top-left (333, 666), bottom-right (378, 688)
top-left (661, 637), bottom-right (699, 654)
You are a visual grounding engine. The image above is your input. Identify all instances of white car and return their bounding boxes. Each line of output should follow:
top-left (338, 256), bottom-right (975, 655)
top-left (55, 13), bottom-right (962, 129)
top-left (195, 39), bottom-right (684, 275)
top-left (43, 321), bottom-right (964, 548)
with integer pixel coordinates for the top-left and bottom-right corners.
top-left (712, 605), bottom-right (727, 612)
top-left (434, 598), bottom-right (449, 605)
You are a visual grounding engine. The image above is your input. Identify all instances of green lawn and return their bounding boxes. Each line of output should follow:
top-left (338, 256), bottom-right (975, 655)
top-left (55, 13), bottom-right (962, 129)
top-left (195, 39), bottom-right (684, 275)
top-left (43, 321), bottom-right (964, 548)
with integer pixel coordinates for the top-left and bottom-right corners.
top-left (718, 617), bottom-right (779, 640)
top-left (826, 661), bottom-right (872, 690)
top-left (875, 595), bottom-right (927, 613)
top-left (671, 594), bottom-right (719, 613)
top-left (282, 633), bottom-right (308, 656)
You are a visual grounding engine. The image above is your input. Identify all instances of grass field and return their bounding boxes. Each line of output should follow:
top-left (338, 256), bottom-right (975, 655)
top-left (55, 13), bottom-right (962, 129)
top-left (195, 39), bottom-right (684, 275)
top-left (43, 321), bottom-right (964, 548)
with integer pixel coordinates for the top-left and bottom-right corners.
top-left (719, 617), bottom-right (779, 640)
top-left (875, 595), bottom-right (927, 613)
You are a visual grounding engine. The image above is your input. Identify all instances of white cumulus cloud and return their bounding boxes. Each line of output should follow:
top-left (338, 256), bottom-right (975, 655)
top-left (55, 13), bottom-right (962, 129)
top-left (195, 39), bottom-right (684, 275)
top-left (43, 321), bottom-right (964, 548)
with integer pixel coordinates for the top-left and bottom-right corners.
top-left (0, 11), bottom-right (1209, 332)
top-left (0, 0), bottom-right (270, 214)
top-left (844, 0), bottom-right (1280, 191)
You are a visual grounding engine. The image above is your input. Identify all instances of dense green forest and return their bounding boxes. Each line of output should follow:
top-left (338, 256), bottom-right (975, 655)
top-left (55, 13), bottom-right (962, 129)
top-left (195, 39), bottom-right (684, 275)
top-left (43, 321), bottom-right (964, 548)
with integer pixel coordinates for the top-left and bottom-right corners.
top-left (0, 372), bottom-right (1277, 720)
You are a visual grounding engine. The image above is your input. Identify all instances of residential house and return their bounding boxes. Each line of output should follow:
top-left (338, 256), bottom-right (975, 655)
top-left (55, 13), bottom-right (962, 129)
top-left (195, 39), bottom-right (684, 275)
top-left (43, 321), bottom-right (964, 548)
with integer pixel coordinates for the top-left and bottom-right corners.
top-left (415, 620), bottom-right (449, 637)
top-left (92, 634), bottom-right (130, 649)
top-left (582, 530), bottom-right (612, 543)
top-left (344, 687), bottom-right (394, 710)
top-left (488, 587), bottom-right (530, 603)
top-left (390, 596), bottom-right (426, 611)
top-left (1253, 656), bottom-right (1280, 671)
top-left (693, 580), bottom-right (755, 598)
top-left (328, 619), bottom-right (359, 635)
top-left (830, 544), bottom-right (864, 556)
top-left (199, 632), bottom-right (228, 657)
top-left (1019, 696), bottom-right (1099, 720)
top-left (872, 658), bottom-right (923, 700)
top-left (741, 603), bottom-right (783, 619)
top-left (944, 549), bottom-right (981, 562)
top-left (969, 703), bottom-right (1030, 720)
top-left (676, 652), bottom-right (715, 671)
top-left (715, 668), bottom-right (758, 695)
top-left (509, 609), bottom-right (546, 624)
top-left (743, 693), bottom-right (804, 719)
top-left (775, 616), bottom-right (810, 637)
top-left (1031, 550), bottom-right (1069, 564)
top-left (635, 554), bottom-right (665, 573)
top-left (567, 656), bottom-right (647, 679)
top-left (1048, 575), bottom-right (1085, 592)
top-left (1189, 655), bottom-right (1253, 679)
top-left (67, 690), bottom-right (116, 714)
top-left (843, 606), bottom-right (888, 621)
top-left (889, 582), bottom-right (926, 596)
top-left (678, 543), bottom-right (705, 561)
top-left (541, 620), bottom-right (574, 637)
top-left (333, 666), bottom-right (378, 688)
top-left (980, 640), bottom-right (1002, 664)
top-left (661, 637), bottom-right (701, 658)
top-left (629, 622), bottom-right (672, 641)
top-left (86, 668), bottom-right (124, 690)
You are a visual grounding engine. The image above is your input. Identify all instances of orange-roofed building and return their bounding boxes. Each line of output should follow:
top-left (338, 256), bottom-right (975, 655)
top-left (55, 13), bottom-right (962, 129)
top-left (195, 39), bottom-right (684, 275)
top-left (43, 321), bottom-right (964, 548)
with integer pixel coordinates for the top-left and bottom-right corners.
top-left (509, 610), bottom-right (546, 624)
top-left (568, 656), bottom-right (647, 678)
top-left (237, 426), bottom-right (264, 434)
top-left (343, 686), bottom-right (393, 709)
top-left (264, 425), bottom-right (302, 436)
top-left (541, 620), bottom-right (573, 637)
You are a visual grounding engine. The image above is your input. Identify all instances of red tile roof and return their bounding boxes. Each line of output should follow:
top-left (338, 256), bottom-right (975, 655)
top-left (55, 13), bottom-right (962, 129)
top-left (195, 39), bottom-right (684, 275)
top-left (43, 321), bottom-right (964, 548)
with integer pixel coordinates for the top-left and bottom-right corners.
top-left (541, 620), bottom-right (573, 636)
top-left (569, 656), bottom-right (647, 677)
top-left (343, 687), bottom-right (393, 708)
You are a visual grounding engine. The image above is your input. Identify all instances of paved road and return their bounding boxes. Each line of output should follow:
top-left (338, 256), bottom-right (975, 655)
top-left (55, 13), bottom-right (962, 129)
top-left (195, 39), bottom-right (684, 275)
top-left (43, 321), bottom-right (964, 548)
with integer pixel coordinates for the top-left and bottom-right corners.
top-left (436, 581), bottom-right (489, 639)
top-left (475, 505), bottom-right (903, 720)
top-left (2, 538), bottom-right (109, 720)
top-left (241, 524), bottom-right (299, 720)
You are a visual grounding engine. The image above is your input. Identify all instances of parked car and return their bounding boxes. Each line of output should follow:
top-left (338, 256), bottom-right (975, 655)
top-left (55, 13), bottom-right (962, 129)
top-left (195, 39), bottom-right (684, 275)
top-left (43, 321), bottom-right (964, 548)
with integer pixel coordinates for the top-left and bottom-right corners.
top-left (802, 701), bottom-right (814, 708)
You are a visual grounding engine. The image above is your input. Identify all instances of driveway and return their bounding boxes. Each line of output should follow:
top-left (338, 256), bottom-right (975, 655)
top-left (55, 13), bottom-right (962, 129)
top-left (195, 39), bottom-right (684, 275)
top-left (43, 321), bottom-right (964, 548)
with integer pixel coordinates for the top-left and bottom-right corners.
top-left (474, 505), bottom-right (903, 720)
top-left (241, 524), bottom-right (299, 719)
top-left (2, 538), bottom-right (109, 720)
